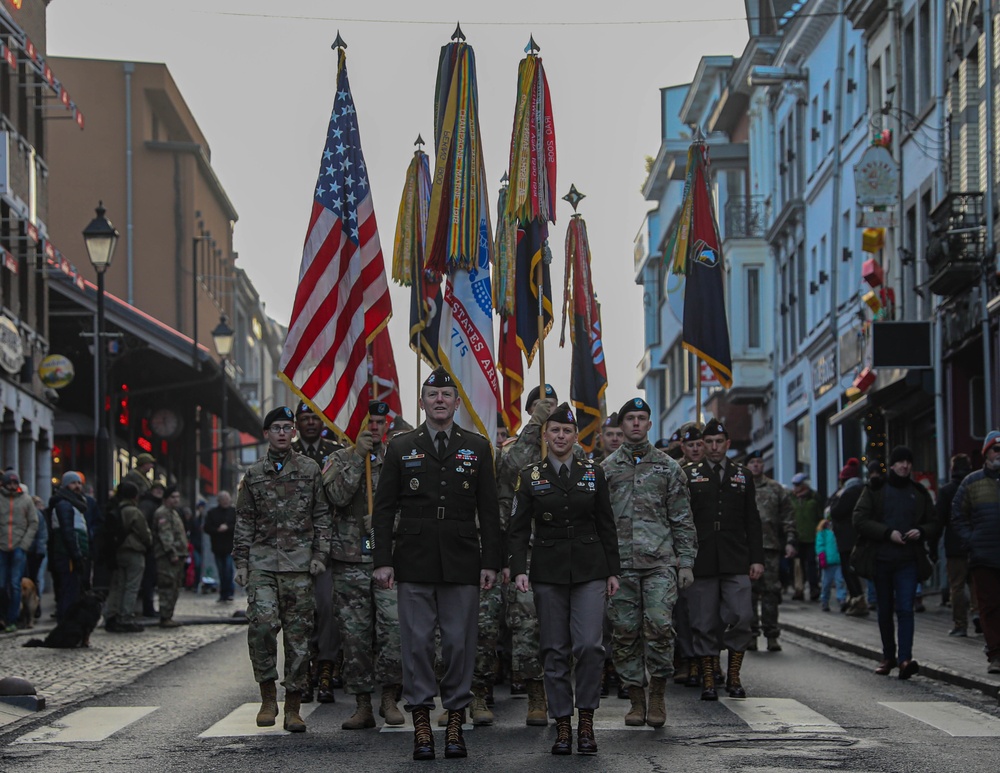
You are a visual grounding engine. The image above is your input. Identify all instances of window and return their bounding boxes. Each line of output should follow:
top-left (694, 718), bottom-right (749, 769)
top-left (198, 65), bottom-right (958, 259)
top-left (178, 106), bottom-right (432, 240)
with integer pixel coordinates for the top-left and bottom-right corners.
top-left (918, 2), bottom-right (932, 107)
top-left (810, 96), bottom-right (819, 169)
top-left (796, 242), bottom-right (807, 344)
top-left (871, 57), bottom-right (883, 116)
top-left (903, 19), bottom-right (916, 116)
top-left (822, 81), bottom-right (831, 152)
top-left (819, 234), bottom-right (829, 321)
top-left (809, 245), bottom-right (818, 330)
top-left (846, 47), bottom-right (856, 126)
top-left (919, 190), bottom-right (933, 317)
top-left (839, 209), bottom-right (853, 305)
top-left (746, 266), bottom-right (761, 349)
top-left (779, 125), bottom-right (788, 204)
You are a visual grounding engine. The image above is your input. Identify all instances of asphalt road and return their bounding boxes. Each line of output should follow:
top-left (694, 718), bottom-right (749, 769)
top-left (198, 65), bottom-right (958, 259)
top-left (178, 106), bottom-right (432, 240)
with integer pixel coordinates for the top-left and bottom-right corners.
top-left (2, 631), bottom-right (999, 773)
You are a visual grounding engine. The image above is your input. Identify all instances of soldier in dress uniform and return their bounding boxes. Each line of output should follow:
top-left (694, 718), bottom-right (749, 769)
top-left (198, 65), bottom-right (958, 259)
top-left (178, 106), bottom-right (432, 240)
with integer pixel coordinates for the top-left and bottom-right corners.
top-left (322, 400), bottom-right (403, 729)
top-left (602, 398), bottom-right (697, 727)
top-left (680, 424), bottom-right (705, 465)
top-left (664, 430), bottom-right (683, 461)
top-left (674, 423), bottom-right (706, 687)
top-left (684, 418), bottom-right (764, 701)
top-left (508, 403), bottom-right (620, 756)
top-left (233, 406), bottom-right (331, 733)
top-left (373, 367), bottom-right (502, 761)
top-left (291, 400), bottom-right (344, 702)
top-left (745, 449), bottom-right (797, 652)
top-left (496, 383), bottom-right (558, 723)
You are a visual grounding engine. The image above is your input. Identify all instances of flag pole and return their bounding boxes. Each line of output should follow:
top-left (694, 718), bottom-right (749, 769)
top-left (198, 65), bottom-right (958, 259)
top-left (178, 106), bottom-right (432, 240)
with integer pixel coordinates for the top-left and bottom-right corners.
top-left (366, 348), bottom-right (377, 518)
top-left (696, 359), bottom-right (702, 424)
top-left (415, 357), bottom-right (421, 429)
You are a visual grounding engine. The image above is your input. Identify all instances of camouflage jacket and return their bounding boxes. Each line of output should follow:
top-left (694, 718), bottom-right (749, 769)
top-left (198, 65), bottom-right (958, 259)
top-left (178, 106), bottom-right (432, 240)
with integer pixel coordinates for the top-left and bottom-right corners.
top-left (153, 505), bottom-right (187, 561)
top-left (233, 451), bottom-right (331, 572)
top-left (322, 444), bottom-right (382, 563)
top-left (498, 422), bottom-right (585, 532)
top-left (601, 442), bottom-right (698, 570)
top-left (754, 475), bottom-right (797, 552)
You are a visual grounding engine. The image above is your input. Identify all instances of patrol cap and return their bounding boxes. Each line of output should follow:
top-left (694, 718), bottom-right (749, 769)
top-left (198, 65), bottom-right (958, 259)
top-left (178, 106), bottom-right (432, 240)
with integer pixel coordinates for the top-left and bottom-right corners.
top-left (136, 452), bottom-right (156, 466)
top-left (263, 405), bottom-right (295, 430)
top-left (423, 366), bottom-right (455, 388)
top-left (617, 397), bottom-right (651, 424)
top-left (702, 418), bottom-right (728, 438)
top-left (296, 400), bottom-right (315, 416)
top-left (546, 402), bottom-right (577, 426)
top-left (369, 400), bottom-right (390, 417)
top-left (682, 426), bottom-right (702, 442)
top-left (525, 384), bottom-right (557, 409)
top-left (746, 449), bottom-right (763, 460)
top-left (603, 412), bottom-right (619, 429)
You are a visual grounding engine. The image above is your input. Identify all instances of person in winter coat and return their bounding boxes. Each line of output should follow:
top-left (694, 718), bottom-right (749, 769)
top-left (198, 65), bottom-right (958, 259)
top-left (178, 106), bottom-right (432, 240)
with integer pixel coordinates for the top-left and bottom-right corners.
top-left (47, 471), bottom-right (92, 622)
top-left (939, 454), bottom-right (976, 636)
top-left (852, 446), bottom-right (939, 679)
top-left (814, 518), bottom-right (846, 612)
top-left (104, 481), bottom-right (153, 633)
top-left (1, 471), bottom-right (38, 632)
top-left (951, 430), bottom-right (1000, 674)
top-left (826, 459), bottom-right (867, 616)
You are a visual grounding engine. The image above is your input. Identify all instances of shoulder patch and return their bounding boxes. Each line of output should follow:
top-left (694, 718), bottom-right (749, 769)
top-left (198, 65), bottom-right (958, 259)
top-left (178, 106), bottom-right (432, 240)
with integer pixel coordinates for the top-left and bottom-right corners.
top-left (514, 475), bottom-right (521, 492)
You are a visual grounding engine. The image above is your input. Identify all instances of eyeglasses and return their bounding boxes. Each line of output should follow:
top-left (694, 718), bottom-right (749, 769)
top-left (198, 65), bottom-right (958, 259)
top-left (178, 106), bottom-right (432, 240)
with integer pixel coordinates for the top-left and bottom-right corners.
top-left (269, 425), bottom-right (294, 434)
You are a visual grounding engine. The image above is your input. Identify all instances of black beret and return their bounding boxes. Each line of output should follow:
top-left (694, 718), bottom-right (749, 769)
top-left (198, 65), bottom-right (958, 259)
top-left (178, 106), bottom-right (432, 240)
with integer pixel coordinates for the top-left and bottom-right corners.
top-left (654, 438), bottom-right (669, 449)
top-left (296, 400), bottom-right (314, 415)
top-left (682, 426), bottom-right (702, 442)
top-left (617, 397), bottom-right (651, 424)
top-left (546, 402), bottom-right (577, 426)
top-left (702, 417), bottom-right (728, 438)
top-left (369, 401), bottom-right (390, 417)
top-left (746, 449), bottom-right (763, 460)
top-left (423, 366), bottom-right (455, 388)
top-left (264, 405), bottom-right (295, 430)
top-left (603, 412), bottom-right (619, 428)
top-left (669, 430), bottom-right (681, 444)
top-left (525, 383), bottom-right (557, 408)
top-left (163, 486), bottom-right (178, 499)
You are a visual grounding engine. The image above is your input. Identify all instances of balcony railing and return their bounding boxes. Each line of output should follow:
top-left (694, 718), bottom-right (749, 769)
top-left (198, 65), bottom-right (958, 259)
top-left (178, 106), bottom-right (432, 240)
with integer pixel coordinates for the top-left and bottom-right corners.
top-left (724, 195), bottom-right (767, 240)
top-left (926, 192), bottom-right (984, 297)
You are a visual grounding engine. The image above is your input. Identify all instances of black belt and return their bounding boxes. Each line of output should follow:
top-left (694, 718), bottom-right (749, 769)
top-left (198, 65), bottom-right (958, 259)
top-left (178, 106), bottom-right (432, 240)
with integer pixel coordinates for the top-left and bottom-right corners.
top-left (536, 526), bottom-right (596, 539)
top-left (400, 506), bottom-right (469, 521)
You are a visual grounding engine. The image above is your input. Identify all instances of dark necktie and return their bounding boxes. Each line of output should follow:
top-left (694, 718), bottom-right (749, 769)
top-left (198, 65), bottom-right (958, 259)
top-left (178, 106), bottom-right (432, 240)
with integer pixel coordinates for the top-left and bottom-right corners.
top-left (715, 462), bottom-right (725, 482)
top-left (436, 431), bottom-right (448, 458)
top-left (559, 465), bottom-right (570, 485)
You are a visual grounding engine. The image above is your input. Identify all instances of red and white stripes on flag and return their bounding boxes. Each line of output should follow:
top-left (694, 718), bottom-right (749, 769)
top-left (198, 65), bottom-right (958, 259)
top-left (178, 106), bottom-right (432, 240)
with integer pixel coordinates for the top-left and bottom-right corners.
top-left (279, 48), bottom-right (391, 441)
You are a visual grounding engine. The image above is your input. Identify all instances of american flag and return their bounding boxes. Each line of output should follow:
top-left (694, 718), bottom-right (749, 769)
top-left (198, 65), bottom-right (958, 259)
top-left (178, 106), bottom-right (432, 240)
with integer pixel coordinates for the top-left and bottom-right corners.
top-left (279, 48), bottom-right (391, 440)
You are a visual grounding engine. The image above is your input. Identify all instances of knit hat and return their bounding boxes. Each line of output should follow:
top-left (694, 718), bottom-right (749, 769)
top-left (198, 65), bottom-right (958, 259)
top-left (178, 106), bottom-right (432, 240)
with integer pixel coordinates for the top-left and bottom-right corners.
top-left (61, 471), bottom-right (82, 485)
top-left (839, 457), bottom-right (861, 481)
top-left (983, 430), bottom-right (1000, 455)
top-left (888, 445), bottom-right (914, 465)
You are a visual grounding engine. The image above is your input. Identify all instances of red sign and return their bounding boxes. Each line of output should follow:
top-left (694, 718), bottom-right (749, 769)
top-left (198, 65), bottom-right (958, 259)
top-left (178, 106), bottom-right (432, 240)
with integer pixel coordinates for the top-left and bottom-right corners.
top-left (60, 257), bottom-right (72, 276)
top-left (44, 241), bottom-right (55, 261)
top-left (700, 361), bottom-right (719, 385)
top-left (74, 110), bottom-right (84, 130)
top-left (60, 88), bottom-right (70, 107)
top-left (75, 273), bottom-right (85, 290)
top-left (24, 38), bottom-right (36, 62)
top-left (2, 250), bottom-right (16, 274)
top-left (3, 45), bottom-right (16, 71)
top-left (43, 64), bottom-right (53, 86)
top-left (25, 223), bottom-right (38, 244)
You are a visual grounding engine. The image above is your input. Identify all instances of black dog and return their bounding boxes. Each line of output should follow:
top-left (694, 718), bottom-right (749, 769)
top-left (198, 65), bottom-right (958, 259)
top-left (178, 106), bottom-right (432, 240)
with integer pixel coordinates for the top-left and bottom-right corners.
top-left (23, 592), bottom-right (103, 649)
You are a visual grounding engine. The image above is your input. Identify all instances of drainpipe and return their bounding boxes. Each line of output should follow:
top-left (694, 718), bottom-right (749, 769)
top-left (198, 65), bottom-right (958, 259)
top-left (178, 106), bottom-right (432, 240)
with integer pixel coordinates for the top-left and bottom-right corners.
top-left (934, 306), bottom-right (946, 483)
top-left (124, 62), bottom-right (135, 305)
top-left (983, 0), bottom-right (996, 429)
top-left (934, 0), bottom-right (947, 483)
top-left (935, 0), bottom-right (946, 199)
top-left (829, 0), bottom-right (846, 469)
top-left (891, 1), bottom-right (906, 321)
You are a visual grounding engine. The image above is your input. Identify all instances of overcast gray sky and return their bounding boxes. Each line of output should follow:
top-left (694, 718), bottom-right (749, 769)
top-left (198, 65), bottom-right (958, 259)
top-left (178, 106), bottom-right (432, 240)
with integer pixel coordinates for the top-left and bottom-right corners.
top-left (48, 0), bottom-right (749, 427)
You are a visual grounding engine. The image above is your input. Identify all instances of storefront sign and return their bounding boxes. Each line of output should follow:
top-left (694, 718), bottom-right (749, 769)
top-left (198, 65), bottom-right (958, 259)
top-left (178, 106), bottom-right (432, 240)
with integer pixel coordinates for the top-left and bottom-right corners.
top-left (0, 316), bottom-right (24, 375)
top-left (786, 372), bottom-right (806, 412)
top-left (854, 145), bottom-right (899, 207)
top-left (38, 354), bottom-right (75, 389)
top-left (811, 346), bottom-right (837, 398)
top-left (839, 328), bottom-right (864, 375)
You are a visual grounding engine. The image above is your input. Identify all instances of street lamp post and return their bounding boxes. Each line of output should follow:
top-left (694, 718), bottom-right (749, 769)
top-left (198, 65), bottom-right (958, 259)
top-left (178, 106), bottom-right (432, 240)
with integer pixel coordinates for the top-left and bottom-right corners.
top-left (212, 315), bottom-right (235, 492)
top-left (83, 202), bottom-right (119, 516)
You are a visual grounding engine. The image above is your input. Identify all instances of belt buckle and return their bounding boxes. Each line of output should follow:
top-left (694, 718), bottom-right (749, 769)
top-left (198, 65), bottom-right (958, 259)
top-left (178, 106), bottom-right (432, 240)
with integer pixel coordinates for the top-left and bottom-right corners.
top-left (566, 526), bottom-right (575, 538)
top-left (713, 521), bottom-right (721, 531)
top-left (436, 507), bottom-right (446, 520)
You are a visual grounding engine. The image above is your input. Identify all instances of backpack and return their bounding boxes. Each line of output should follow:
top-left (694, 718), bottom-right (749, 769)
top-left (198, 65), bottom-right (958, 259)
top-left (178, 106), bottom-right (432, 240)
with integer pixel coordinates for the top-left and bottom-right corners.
top-left (100, 498), bottom-right (127, 568)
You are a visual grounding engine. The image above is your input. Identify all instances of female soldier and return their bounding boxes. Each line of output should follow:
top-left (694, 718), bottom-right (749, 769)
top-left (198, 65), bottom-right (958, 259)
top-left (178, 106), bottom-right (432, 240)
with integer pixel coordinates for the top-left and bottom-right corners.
top-left (508, 403), bottom-right (620, 755)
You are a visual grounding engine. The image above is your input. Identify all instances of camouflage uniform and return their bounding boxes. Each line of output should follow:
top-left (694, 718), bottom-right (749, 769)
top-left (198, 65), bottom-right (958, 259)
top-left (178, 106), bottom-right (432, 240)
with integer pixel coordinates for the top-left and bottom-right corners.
top-left (752, 475), bottom-right (797, 639)
top-left (601, 442), bottom-right (697, 686)
top-left (234, 451), bottom-right (331, 692)
top-left (153, 504), bottom-right (187, 621)
top-left (323, 445), bottom-right (402, 694)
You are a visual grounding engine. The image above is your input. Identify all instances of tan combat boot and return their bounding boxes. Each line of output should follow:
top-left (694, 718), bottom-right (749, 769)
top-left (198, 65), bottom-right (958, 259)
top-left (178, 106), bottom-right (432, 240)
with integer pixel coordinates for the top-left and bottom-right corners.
top-left (256, 680), bottom-right (278, 727)
top-left (379, 684), bottom-right (405, 726)
top-left (469, 687), bottom-right (494, 725)
top-left (525, 679), bottom-right (548, 726)
top-left (283, 691), bottom-right (307, 732)
top-left (646, 677), bottom-right (667, 727)
top-left (342, 692), bottom-right (376, 729)
top-left (624, 685), bottom-right (646, 726)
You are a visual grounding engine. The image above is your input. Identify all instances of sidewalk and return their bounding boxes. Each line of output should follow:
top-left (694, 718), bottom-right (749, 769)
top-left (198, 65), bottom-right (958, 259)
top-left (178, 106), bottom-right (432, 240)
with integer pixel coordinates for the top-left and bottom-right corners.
top-left (0, 589), bottom-right (248, 727)
top-left (778, 592), bottom-right (1000, 701)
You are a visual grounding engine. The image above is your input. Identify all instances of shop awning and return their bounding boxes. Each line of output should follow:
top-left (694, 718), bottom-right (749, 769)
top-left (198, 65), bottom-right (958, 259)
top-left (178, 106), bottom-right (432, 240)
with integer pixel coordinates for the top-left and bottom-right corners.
top-left (828, 368), bottom-right (915, 428)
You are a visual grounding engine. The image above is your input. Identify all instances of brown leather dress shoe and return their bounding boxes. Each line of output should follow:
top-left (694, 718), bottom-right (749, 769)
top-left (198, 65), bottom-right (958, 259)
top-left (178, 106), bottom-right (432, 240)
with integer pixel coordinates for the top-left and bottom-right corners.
top-left (874, 659), bottom-right (897, 675)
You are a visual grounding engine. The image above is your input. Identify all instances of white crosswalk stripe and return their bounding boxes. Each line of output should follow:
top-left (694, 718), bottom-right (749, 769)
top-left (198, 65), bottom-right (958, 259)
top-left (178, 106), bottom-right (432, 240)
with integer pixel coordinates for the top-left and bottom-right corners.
top-left (879, 701), bottom-right (1000, 737)
top-left (198, 702), bottom-right (319, 738)
top-left (13, 706), bottom-right (159, 744)
top-left (721, 697), bottom-right (846, 733)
